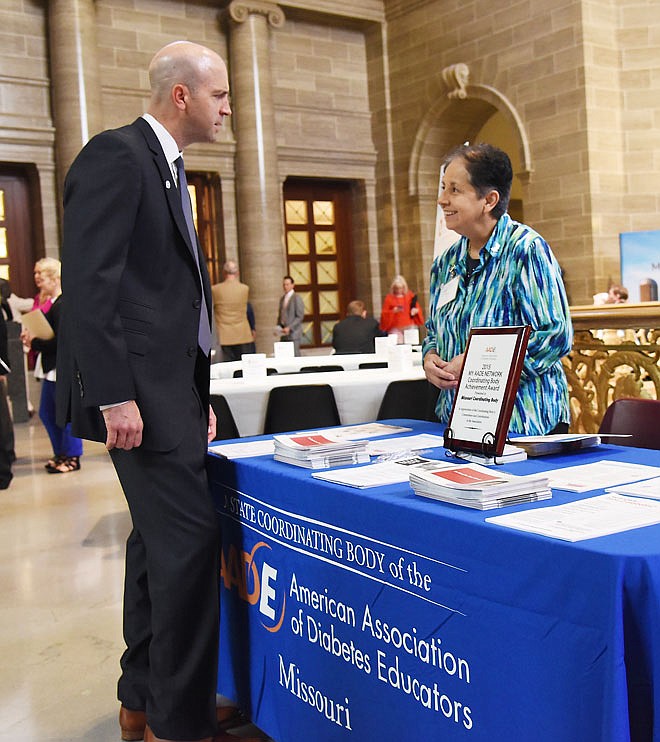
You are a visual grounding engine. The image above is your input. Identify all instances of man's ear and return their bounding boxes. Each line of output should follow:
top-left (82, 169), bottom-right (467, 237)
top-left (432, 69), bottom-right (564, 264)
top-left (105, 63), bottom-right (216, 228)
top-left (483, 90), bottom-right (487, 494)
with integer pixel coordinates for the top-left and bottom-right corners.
top-left (172, 83), bottom-right (187, 111)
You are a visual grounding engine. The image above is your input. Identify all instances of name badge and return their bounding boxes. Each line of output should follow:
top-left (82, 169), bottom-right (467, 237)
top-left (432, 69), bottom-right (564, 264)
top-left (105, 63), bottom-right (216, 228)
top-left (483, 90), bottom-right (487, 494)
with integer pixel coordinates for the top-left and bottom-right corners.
top-left (437, 276), bottom-right (459, 309)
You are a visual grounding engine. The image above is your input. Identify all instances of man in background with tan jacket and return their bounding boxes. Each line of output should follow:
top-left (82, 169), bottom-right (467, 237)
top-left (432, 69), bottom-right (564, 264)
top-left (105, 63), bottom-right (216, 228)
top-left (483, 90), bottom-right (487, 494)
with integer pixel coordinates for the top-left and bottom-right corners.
top-left (212, 260), bottom-right (254, 362)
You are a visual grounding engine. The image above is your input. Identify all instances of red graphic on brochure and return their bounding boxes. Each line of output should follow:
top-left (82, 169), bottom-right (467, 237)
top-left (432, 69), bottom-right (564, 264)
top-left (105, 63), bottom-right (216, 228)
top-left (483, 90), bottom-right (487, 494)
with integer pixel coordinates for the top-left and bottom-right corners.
top-left (290, 435), bottom-right (334, 447)
top-left (432, 467), bottom-right (502, 485)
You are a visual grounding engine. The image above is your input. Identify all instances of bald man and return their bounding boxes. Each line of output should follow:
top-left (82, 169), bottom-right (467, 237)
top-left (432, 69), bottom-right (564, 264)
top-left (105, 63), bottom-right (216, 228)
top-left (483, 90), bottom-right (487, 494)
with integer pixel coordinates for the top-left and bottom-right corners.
top-left (57, 42), bottom-right (245, 742)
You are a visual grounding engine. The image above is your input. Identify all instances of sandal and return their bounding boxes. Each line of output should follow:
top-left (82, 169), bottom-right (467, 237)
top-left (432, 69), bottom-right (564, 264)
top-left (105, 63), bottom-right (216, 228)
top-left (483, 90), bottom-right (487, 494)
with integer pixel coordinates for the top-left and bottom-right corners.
top-left (45, 455), bottom-right (65, 470)
top-left (47, 456), bottom-right (81, 474)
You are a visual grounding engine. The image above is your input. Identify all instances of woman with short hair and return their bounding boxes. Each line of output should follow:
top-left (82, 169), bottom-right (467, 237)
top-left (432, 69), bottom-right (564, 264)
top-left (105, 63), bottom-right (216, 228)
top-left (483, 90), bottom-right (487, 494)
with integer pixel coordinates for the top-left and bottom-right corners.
top-left (423, 143), bottom-right (572, 435)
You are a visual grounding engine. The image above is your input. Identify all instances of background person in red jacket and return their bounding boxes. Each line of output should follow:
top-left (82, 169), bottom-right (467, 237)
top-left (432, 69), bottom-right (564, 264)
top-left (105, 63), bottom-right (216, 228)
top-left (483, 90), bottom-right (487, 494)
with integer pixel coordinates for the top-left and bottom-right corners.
top-left (379, 274), bottom-right (424, 342)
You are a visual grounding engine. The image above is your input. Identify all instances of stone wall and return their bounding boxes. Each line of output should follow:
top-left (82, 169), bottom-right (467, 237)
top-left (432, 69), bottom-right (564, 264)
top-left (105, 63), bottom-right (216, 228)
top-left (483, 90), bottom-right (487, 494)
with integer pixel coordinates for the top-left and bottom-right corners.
top-left (0, 0), bottom-right (58, 255)
top-left (383, 0), bottom-right (660, 306)
top-left (0, 0), bottom-right (658, 318)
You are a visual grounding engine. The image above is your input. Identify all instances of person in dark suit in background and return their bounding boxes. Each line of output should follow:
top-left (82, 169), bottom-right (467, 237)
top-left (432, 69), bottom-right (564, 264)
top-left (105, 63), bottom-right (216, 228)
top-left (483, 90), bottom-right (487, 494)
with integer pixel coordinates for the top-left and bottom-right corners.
top-left (0, 302), bottom-right (13, 489)
top-left (245, 301), bottom-right (257, 354)
top-left (276, 275), bottom-right (305, 355)
top-left (332, 300), bottom-right (386, 354)
top-left (57, 41), bottom-right (251, 742)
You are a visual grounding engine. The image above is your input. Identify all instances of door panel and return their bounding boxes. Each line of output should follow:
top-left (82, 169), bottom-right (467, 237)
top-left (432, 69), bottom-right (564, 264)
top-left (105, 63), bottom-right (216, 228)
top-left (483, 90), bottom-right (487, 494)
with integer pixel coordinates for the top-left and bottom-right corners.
top-left (0, 165), bottom-right (45, 298)
top-left (283, 179), bottom-right (355, 349)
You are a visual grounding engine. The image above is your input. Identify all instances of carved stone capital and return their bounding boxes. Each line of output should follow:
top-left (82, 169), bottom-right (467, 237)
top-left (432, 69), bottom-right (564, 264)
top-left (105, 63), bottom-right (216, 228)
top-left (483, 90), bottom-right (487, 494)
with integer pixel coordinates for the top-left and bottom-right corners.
top-left (228, 0), bottom-right (285, 28)
top-left (441, 63), bottom-right (470, 100)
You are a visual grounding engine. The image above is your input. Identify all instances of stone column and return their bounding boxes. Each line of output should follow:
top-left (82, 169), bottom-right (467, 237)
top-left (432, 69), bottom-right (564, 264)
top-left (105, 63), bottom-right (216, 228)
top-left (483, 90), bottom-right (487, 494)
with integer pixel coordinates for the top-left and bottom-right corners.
top-left (226, 0), bottom-right (286, 353)
top-left (48, 0), bottom-right (103, 203)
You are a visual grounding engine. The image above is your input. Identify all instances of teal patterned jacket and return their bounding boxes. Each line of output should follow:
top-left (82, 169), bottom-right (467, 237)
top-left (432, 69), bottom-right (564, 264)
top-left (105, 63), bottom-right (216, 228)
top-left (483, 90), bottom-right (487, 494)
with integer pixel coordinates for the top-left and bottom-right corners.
top-left (422, 213), bottom-right (573, 435)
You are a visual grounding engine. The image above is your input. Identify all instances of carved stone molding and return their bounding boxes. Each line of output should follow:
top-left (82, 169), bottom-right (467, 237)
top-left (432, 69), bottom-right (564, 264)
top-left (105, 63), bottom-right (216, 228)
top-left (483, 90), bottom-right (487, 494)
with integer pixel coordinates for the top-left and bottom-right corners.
top-left (441, 63), bottom-right (470, 100)
top-left (228, 0), bottom-right (285, 28)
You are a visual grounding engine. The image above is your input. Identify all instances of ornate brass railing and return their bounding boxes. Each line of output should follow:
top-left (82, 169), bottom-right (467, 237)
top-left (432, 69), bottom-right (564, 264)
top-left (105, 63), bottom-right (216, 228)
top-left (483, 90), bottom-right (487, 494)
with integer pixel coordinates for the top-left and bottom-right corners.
top-left (562, 302), bottom-right (660, 432)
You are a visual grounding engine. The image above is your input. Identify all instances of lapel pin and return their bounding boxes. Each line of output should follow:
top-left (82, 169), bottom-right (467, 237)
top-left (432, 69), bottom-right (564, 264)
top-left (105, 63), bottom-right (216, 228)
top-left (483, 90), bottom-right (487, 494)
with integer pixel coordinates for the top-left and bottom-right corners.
top-left (165, 180), bottom-right (171, 189)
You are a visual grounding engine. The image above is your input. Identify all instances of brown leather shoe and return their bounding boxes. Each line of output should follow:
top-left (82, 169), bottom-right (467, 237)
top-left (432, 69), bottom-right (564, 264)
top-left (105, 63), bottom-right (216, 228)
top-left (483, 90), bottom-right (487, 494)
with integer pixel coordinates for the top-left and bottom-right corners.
top-left (216, 705), bottom-right (248, 730)
top-left (119, 706), bottom-right (146, 741)
top-left (141, 722), bottom-right (264, 742)
top-left (144, 724), bottom-right (212, 742)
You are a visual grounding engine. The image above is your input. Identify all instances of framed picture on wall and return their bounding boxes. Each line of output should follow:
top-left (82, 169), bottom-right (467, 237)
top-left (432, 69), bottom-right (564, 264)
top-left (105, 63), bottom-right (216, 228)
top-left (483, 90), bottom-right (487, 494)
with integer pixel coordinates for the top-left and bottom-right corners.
top-left (619, 230), bottom-right (660, 302)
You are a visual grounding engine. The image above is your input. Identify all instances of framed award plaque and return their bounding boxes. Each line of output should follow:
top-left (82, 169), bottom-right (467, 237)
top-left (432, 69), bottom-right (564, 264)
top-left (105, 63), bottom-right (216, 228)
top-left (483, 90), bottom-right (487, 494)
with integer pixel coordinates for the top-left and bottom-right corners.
top-left (444, 325), bottom-right (531, 457)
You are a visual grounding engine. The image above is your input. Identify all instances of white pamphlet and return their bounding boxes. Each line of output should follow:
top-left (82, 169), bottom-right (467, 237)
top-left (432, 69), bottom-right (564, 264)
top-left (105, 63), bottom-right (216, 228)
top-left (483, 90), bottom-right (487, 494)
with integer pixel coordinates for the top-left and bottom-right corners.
top-left (312, 456), bottom-right (451, 489)
top-left (606, 476), bottom-right (660, 500)
top-left (366, 433), bottom-right (446, 456)
top-left (486, 493), bottom-right (660, 541)
top-left (546, 460), bottom-right (660, 493)
top-left (208, 439), bottom-right (275, 459)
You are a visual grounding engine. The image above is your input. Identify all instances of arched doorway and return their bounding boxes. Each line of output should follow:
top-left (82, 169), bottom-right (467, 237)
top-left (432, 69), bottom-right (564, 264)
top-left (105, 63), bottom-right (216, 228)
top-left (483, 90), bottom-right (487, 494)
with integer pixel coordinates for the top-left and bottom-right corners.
top-left (408, 68), bottom-right (532, 290)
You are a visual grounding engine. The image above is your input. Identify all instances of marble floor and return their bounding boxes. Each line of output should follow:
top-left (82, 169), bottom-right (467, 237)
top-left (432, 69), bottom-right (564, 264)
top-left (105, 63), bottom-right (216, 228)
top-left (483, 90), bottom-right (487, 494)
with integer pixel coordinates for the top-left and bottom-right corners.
top-left (0, 412), bottom-right (271, 742)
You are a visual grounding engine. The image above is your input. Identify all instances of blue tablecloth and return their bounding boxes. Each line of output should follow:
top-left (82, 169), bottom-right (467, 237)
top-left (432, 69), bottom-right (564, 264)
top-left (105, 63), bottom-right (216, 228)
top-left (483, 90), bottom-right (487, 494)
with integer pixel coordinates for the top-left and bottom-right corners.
top-left (208, 420), bottom-right (660, 742)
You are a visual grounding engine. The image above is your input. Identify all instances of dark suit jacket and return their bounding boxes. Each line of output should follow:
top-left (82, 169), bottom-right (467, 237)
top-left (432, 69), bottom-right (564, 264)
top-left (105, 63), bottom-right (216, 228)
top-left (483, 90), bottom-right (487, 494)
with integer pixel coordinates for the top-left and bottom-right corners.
top-left (30, 295), bottom-right (61, 374)
top-left (332, 315), bottom-right (385, 354)
top-left (57, 117), bottom-right (212, 451)
top-left (277, 292), bottom-right (305, 342)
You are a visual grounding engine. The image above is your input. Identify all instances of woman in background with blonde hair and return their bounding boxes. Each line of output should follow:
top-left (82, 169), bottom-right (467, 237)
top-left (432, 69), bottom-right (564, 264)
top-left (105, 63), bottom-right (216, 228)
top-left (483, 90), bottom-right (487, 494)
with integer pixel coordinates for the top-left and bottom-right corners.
top-left (21, 258), bottom-right (83, 473)
top-left (379, 274), bottom-right (425, 342)
top-left (26, 258), bottom-right (60, 371)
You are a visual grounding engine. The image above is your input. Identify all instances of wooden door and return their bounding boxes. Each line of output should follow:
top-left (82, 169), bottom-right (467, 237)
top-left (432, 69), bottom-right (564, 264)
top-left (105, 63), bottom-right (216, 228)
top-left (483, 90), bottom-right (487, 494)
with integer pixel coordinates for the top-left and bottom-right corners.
top-left (0, 164), bottom-right (45, 298)
top-left (185, 171), bottom-right (226, 285)
top-left (282, 179), bottom-right (355, 349)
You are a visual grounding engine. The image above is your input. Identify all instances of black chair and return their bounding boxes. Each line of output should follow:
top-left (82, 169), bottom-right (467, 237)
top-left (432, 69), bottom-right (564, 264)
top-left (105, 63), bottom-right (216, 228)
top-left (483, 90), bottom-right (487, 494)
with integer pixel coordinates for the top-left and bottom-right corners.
top-left (210, 394), bottom-right (240, 441)
top-left (299, 365), bottom-right (344, 373)
top-left (233, 368), bottom-right (278, 377)
top-left (263, 384), bottom-right (341, 434)
top-left (358, 361), bottom-right (388, 369)
top-left (598, 397), bottom-right (660, 449)
top-left (376, 379), bottom-right (438, 422)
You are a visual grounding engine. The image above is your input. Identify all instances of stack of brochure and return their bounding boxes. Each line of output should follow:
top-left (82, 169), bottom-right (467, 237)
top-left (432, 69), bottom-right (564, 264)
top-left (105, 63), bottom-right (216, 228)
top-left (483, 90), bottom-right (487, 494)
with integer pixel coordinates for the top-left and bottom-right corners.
top-left (273, 432), bottom-right (370, 469)
top-left (409, 462), bottom-right (551, 510)
top-left (513, 433), bottom-right (600, 457)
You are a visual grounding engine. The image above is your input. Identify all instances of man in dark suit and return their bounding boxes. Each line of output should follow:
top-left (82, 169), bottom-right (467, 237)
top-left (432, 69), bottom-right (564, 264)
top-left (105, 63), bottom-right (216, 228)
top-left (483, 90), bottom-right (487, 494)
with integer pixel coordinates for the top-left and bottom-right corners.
top-left (332, 300), bottom-right (386, 354)
top-left (276, 275), bottom-right (305, 355)
top-left (57, 42), bottom-right (242, 742)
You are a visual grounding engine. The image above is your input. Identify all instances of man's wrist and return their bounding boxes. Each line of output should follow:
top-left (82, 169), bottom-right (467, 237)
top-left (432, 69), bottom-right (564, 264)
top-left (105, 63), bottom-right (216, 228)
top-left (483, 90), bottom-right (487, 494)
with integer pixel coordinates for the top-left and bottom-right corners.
top-left (100, 400), bottom-right (132, 411)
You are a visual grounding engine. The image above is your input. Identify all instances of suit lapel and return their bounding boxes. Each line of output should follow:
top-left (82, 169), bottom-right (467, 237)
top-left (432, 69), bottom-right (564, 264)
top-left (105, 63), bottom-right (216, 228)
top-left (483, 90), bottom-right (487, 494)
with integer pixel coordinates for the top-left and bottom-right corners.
top-left (133, 118), bottom-right (193, 257)
top-left (133, 118), bottom-right (212, 317)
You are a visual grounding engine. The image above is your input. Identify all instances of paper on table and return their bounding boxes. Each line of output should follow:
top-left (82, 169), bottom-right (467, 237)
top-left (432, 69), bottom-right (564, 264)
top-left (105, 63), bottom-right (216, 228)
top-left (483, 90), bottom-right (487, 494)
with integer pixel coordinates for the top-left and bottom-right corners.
top-left (546, 459), bottom-right (660, 492)
top-left (486, 493), bottom-right (660, 541)
top-left (208, 439), bottom-right (275, 459)
top-left (366, 433), bottom-right (445, 456)
top-left (20, 309), bottom-right (54, 340)
top-left (606, 476), bottom-right (660, 500)
top-left (316, 422), bottom-right (413, 440)
top-left (312, 456), bottom-right (451, 488)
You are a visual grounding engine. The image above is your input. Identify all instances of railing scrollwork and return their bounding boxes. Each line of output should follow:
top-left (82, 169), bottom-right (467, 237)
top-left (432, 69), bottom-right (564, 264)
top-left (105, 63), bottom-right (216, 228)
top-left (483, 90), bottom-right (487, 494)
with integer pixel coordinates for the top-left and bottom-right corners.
top-left (563, 302), bottom-right (660, 432)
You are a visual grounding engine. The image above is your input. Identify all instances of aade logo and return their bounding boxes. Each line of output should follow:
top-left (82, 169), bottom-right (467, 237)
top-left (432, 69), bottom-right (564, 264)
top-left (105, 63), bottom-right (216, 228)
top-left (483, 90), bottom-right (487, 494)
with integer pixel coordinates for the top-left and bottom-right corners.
top-left (220, 540), bottom-right (286, 632)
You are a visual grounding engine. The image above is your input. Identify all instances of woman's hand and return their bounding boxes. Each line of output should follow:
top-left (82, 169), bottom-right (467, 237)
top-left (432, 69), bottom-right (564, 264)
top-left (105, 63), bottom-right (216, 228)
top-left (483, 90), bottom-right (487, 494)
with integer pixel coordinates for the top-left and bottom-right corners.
top-left (424, 351), bottom-right (464, 389)
top-left (20, 328), bottom-right (33, 349)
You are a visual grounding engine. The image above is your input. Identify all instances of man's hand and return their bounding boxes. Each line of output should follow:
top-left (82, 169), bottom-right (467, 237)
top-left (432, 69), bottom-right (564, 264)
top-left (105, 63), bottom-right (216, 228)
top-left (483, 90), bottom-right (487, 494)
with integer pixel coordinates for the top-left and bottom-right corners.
top-left (102, 401), bottom-right (144, 451)
top-left (423, 351), bottom-right (465, 390)
top-left (208, 404), bottom-right (217, 443)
